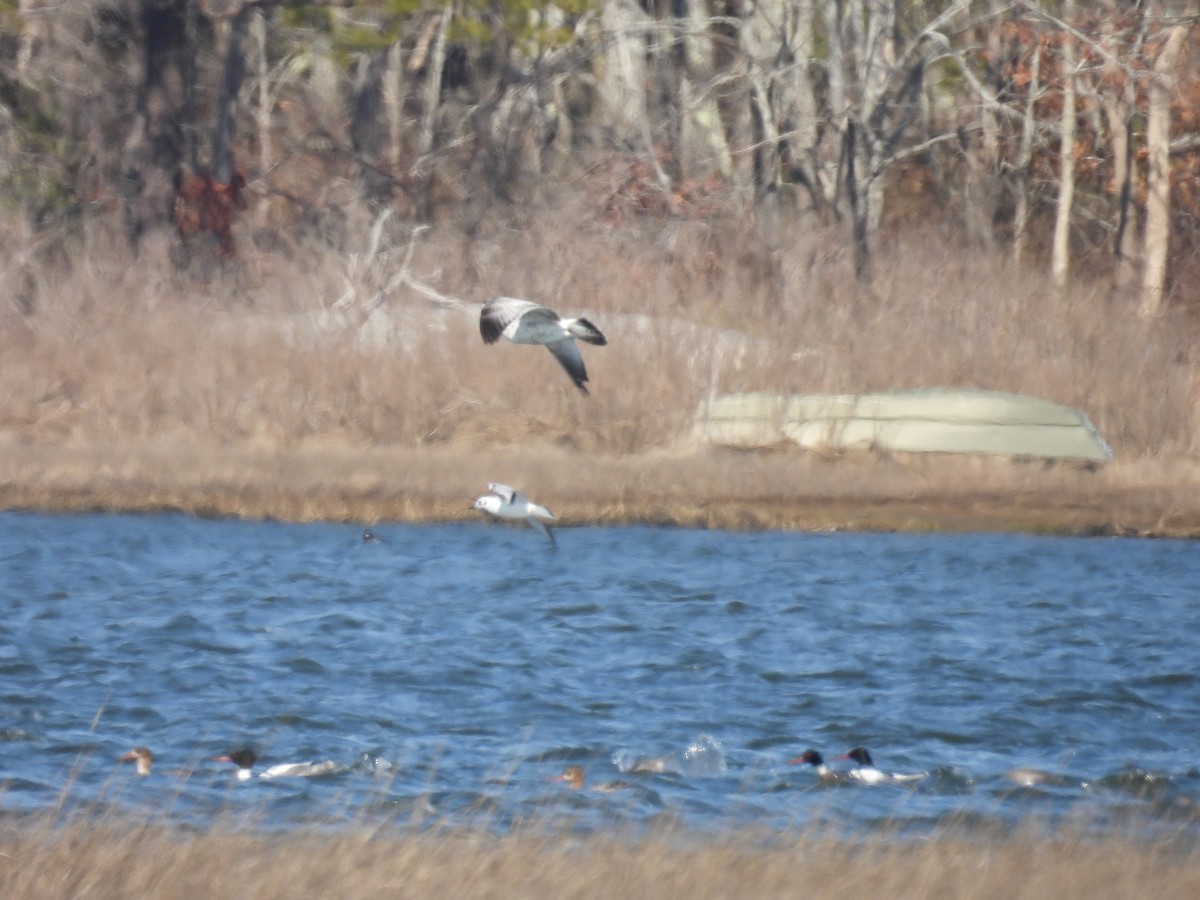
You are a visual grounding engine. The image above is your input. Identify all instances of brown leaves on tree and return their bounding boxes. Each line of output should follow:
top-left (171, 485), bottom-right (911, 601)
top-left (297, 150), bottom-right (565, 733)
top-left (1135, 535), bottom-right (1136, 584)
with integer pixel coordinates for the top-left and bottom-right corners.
top-left (173, 168), bottom-right (247, 260)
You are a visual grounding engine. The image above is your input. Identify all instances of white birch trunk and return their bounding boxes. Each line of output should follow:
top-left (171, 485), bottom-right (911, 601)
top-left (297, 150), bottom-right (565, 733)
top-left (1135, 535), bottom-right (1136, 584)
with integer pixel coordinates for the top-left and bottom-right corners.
top-left (679, 2), bottom-right (731, 182)
top-left (596, 1), bottom-right (651, 149)
top-left (384, 41), bottom-right (405, 172)
top-left (1139, 23), bottom-right (1187, 317)
top-left (1051, 12), bottom-right (1077, 289)
top-left (417, 6), bottom-right (450, 158)
top-left (1011, 43), bottom-right (1040, 266)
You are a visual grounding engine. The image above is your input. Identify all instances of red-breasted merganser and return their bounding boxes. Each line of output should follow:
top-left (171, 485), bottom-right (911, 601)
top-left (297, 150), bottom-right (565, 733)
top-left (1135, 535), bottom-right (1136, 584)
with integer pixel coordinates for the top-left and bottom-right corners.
top-left (119, 746), bottom-right (155, 776)
top-left (212, 748), bottom-right (338, 780)
top-left (838, 747), bottom-right (925, 784)
top-left (551, 764), bottom-right (635, 793)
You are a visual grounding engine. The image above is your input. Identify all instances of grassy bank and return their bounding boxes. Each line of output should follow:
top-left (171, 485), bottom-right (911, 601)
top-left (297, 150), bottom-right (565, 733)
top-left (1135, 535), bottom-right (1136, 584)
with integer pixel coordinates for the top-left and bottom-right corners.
top-left (3, 816), bottom-right (1200, 899)
top-left (2, 213), bottom-right (1197, 534)
top-left (2, 434), bottom-right (1199, 536)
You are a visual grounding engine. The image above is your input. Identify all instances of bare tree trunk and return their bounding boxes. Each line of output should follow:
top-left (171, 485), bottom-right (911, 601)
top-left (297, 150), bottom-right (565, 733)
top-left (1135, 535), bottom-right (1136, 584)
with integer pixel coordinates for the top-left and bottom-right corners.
top-left (253, 9), bottom-right (273, 225)
top-left (384, 41), bottom-right (406, 172)
top-left (1051, 5), bottom-right (1076, 289)
top-left (595, 0), bottom-right (651, 149)
top-left (833, 0), bottom-right (898, 281)
top-left (417, 6), bottom-right (451, 158)
top-left (740, 0), bottom-right (821, 205)
top-left (1010, 42), bottom-right (1040, 266)
top-left (212, 5), bottom-right (254, 185)
top-left (121, 0), bottom-right (191, 252)
top-left (1139, 22), bottom-right (1188, 317)
top-left (16, 0), bottom-right (48, 82)
top-left (1100, 7), bottom-right (1144, 292)
top-left (677, 2), bottom-right (731, 184)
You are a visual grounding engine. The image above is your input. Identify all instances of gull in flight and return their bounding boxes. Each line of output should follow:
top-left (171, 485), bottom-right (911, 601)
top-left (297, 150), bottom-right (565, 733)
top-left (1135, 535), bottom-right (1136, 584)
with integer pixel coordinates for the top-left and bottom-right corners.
top-left (471, 482), bottom-right (557, 546)
top-left (479, 297), bottom-right (607, 394)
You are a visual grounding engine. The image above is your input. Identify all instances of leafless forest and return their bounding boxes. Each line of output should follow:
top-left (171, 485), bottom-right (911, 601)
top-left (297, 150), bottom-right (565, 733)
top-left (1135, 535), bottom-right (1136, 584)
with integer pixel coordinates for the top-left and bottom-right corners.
top-left (2, 1), bottom-right (1198, 464)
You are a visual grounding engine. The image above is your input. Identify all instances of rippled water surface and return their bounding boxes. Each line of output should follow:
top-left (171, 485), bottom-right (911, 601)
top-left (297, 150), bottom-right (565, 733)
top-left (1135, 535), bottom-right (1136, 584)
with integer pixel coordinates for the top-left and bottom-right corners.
top-left (3, 511), bottom-right (1198, 837)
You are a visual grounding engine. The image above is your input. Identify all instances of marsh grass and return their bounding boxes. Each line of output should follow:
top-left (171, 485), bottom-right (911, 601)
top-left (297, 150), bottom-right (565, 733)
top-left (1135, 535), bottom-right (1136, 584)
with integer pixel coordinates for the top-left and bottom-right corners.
top-left (3, 808), bottom-right (1200, 899)
top-left (1, 207), bottom-right (1197, 528)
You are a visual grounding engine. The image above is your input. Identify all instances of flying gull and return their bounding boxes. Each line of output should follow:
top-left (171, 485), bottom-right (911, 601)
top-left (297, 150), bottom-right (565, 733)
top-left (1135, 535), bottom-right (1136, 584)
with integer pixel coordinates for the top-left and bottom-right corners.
top-left (471, 482), bottom-right (557, 546)
top-left (479, 297), bottom-right (607, 394)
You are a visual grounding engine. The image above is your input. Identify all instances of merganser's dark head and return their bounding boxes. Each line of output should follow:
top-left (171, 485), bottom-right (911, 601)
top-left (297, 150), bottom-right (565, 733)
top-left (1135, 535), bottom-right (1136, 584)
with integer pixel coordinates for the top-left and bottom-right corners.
top-left (212, 748), bottom-right (258, 769)
top-left (840, 747), bottom-right (874, 767)
top-left (788, 749), bottom-right (825, 767)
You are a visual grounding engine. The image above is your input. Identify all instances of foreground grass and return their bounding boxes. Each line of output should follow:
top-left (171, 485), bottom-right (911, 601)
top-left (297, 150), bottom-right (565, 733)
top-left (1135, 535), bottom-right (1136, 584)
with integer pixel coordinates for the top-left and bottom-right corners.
top-left (3, 817), bottom-right (1200, 899)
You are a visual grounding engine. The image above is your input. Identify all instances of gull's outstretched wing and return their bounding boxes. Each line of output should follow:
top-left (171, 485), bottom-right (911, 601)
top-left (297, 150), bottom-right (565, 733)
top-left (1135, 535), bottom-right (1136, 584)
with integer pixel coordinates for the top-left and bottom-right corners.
top-left (480, 298), bottom-right (541, 344)
top-left (526, 515), bottom-right (556, 547)
top-left (487, 483), bottom-right (518, 504)
top-left (546, 339), bottom-right (589, 394)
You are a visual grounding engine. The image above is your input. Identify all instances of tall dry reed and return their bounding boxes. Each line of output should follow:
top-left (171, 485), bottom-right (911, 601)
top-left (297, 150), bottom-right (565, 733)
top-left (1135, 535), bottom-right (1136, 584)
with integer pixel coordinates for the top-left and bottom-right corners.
top-left (4, 206), bottom-right (1193, 461)
top-left (2, 811), bottom-right (1199, 900)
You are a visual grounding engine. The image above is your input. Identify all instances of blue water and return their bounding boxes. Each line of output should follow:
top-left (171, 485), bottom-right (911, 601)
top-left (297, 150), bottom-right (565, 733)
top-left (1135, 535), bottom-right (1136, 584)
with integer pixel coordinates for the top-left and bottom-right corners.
top-left (3, 511), bottom-right (1199, 838)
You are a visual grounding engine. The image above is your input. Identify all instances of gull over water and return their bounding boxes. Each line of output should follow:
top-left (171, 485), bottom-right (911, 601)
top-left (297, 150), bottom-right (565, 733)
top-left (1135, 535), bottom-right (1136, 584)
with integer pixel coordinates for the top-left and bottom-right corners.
top-left (471, 482), bottom-right (557, 546)
top-left (479, 297), bottom-right (607, 394)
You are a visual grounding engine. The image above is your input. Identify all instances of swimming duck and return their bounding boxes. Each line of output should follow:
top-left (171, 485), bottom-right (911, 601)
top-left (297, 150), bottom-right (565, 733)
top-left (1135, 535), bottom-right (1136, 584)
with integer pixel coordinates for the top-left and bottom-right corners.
top-left (119, 746), bottom-right (155, 776)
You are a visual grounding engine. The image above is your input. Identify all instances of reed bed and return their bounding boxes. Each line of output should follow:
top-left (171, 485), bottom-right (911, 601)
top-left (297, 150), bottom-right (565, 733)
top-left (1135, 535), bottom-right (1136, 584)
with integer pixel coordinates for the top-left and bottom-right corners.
top-left (1, 207), bottom-right (1197, 530)
top-left (3, 812), bottom-right (1200, 899)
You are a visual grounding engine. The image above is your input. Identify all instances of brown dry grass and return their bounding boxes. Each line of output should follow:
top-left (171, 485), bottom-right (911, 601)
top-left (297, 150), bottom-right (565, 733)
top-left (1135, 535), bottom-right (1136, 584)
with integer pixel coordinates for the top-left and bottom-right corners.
top-left (2, 207), bottom-right (1198, 532)
top-left (2, 814), bottom-right (1199, 899)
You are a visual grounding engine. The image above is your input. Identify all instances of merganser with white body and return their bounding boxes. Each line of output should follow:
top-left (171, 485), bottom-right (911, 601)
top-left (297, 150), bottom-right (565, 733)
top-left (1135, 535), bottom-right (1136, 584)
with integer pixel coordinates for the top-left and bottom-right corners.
top-left (551, 764), bottom-right (635, 793)
top-left (212, 748), bottom-right (338, 780)
top-left (788, 749), bottom-right (844, 784)
top-left (628, 756), bottom-right (671, 774)
top-left (472, 483), bottom-right (557, 545)
top-left (119, 746), bottom-right (155, 776)
top-left (838, 747), bottom-right (924, 784)
top-left (479, 297), bottom-right (607, 394)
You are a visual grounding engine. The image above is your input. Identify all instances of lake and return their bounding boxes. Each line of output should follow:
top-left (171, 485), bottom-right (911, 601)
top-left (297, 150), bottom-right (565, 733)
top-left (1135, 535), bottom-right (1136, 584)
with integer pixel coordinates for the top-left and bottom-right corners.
top-left (2, 511), bottom-right (1198, 838)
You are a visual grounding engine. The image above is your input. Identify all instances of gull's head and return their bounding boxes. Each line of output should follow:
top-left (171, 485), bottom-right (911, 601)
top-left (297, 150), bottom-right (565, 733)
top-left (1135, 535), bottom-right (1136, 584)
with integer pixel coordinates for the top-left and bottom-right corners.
top-left (472, 495), bottom-right (501, 514)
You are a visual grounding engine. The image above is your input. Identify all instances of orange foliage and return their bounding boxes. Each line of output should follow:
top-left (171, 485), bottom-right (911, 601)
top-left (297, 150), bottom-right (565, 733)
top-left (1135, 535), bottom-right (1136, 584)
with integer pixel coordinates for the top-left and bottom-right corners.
top-left (173, 168), bottom-right (247, 259)
top-left (984, 12), bottom-right (1200, 233)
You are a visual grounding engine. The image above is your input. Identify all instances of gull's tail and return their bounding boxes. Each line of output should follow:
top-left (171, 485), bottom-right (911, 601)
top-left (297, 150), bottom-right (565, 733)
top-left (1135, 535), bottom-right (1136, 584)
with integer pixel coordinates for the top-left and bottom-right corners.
top-left (567, 318), bottom-right (607, 346)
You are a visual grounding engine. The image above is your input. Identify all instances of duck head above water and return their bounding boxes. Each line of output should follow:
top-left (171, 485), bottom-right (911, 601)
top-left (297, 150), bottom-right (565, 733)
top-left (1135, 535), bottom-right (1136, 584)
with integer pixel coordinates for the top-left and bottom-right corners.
top-left (119, 746), bottom-right (155, 776)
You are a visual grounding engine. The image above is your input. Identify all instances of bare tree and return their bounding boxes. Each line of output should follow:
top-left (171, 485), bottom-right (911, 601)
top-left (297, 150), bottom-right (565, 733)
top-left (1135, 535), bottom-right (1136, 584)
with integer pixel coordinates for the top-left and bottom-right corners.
top-left (120, 0), bottom-right (192, 252)
top-left (1099, 11), bottom-right (1146, 291)
top-left (1050, 0), bottom-right (1077, 289)
top-left (1139, 17), bottom-right (1189, 317)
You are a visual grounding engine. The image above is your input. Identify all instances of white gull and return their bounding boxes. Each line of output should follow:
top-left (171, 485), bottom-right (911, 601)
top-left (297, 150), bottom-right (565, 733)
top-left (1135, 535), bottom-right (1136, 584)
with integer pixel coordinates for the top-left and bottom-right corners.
top-left (471, 482), bottom-right (557, 546)
top-left (479, 297), bottom-right (607, 394)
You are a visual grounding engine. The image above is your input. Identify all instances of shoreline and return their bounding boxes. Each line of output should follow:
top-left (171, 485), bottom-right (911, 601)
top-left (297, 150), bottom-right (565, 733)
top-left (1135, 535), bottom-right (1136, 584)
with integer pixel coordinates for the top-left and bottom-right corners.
top-left (2, 434), bottom-right (1197, 537)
